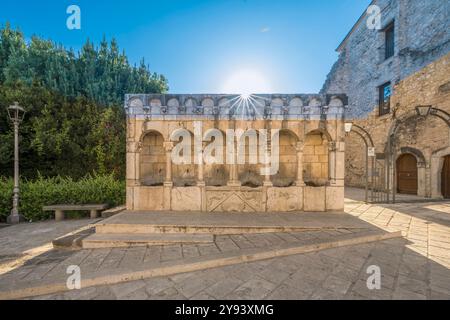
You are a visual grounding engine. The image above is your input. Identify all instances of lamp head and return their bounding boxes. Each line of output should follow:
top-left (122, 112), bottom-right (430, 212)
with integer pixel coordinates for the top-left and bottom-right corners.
top-left (7, 102), bottom-right (26, 123)
top-left (344, 122), bottom-right (353, 133)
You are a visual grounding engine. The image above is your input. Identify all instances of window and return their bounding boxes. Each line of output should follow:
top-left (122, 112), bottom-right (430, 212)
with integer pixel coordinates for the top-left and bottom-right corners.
top-left (385, 22), bottom-right (395, 59)
top-left (379, 82), bottom-right (392, 116)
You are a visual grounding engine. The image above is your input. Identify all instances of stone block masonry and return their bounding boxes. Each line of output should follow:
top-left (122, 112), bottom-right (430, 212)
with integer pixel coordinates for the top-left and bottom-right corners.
top-left (124, 94), bottom-right (347, 212)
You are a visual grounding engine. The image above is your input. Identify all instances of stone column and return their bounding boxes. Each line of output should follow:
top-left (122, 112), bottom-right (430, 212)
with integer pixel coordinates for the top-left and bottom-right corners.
top-left (296, 141), bottom-right (305, 186)
top-left (163, 141), bottom-right (173, 211)
top-left (328, 141), bottom-right (337, 185)
top-left (333, 141), bottom-right (345, 187)
top-left (227, 136), bottom-right (240, 186)
top-left (197, 144), bottom-right (205, 187)
top-left (126, 139), bottom-right (140, 210)
top-left (228, 162), bottom-right (241, 186)
top-left (263, 171), bottom-right (273, 186)
top-left (164, 142), bottom-right (174, 187)
top-left (199, 142), bottom-right (207, 211)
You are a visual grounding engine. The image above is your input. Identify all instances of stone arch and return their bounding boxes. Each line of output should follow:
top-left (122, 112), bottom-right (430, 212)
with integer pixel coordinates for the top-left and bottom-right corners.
top-left (238, 129), bottom-right (263, 187)
top-left (128, 97), bottom-right (144, 108)
top-left (306, 128), bottom-right (333, 142)
top-left (170, 129), bottom-right (197, 187)
top-left (397, 147), bottom-right (426, 166)
top-left (329, 97), bottom-right (344, 107)
top-left (201, 97), bottom-right (215, 107)
top-left (272, 129), bottom-right (299, 187)
top-left (431, 146), bottom-right (450, 198)
top-left (218, 97), bottom-right (230, 107)
top-left (308, 98), bottom-right (322, 107)
top-left (203, 128), bottom-right (228, 186)
top-left (303, 129), bottom-right (330, 186)
top-left (271, 98), bottom-right (284, 107)
top-left (167, 98), bottom-right (180, 108)
top-left (150, 98), bottom-right (162, 107)
top-left (184, 97), bottom-right (198, 107)
top-left (140, 130), bottom-right (166, 186)
top-left (289, 97), bottom-right (303, 107)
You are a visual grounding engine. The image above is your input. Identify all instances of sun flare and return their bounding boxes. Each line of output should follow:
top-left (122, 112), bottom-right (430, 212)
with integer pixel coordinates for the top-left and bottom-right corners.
top-left (222, 69), bottom-right (272, 95)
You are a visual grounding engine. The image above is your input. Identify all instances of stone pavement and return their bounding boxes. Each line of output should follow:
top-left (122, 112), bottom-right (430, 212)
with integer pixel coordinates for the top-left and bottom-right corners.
top-left (26, 237), bottom-right (450, 300)
top-left (1, 196), bottom-right (449, 300)
top-left (0, 219), bottom-right (99, 275)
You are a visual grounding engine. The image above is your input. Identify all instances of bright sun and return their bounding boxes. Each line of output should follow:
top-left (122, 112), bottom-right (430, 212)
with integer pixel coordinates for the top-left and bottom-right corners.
top-left (221, 69), bottom-right (272, 95)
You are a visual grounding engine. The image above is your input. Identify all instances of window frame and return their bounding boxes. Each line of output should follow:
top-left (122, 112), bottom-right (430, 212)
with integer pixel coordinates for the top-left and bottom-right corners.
top-left (384, 22), bottom-right (395, 60)
top-left (379, 82), bottom-right (392, 116)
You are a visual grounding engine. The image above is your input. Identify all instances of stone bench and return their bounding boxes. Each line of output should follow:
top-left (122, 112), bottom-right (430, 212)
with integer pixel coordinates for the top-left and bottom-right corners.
top-left (43, 204), bottom-right (109, 221)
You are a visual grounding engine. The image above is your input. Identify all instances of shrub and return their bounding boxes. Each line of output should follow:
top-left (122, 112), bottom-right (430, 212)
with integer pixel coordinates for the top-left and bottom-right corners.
top-left (0, 174), bottom-right (125, 222)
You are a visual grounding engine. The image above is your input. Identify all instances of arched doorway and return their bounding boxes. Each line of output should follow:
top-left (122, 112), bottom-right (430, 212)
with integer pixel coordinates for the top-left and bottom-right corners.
top-left (441, 156), bottom-right (450, 198)
top-left (397, 154), bottom-right (418, 195)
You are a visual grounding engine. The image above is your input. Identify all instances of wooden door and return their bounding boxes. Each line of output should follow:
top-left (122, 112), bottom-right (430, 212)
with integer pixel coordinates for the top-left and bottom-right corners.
top-left (397, 154), bottom-right (418, 195)
top-left (441, 156), bottom-right (450, 198)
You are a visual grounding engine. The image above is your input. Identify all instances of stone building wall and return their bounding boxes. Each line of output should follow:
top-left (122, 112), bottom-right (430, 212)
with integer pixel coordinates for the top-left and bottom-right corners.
top-left (321, 0), bottom-right (450, 197)
top-left (345, 53), bottom-right (450, 197)
top-left (125, 94), bottom-right (347, 212)
top-left (322, 0), bottom-right (450, 119)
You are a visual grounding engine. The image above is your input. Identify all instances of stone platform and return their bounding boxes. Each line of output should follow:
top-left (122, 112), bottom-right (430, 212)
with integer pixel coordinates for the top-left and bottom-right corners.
top-left (82, 211), bottom-right (373, 248)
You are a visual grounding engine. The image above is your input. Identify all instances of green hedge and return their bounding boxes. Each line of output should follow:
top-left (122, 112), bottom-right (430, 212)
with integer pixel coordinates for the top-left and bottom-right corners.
top-left (0, 174), bottom-right (125, 222)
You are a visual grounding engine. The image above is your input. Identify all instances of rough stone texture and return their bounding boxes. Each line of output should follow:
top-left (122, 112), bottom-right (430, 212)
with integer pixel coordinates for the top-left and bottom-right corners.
top-left (266, 187), bottom-right (302, 212)
top-left (321, 0), bottom-right (450, 197)
top-left (322, 0), bottom-right (450, 119)
top-left (171, 187), bottom-right (201, 211)
top-left (125, 94), bottom-right (347, 212)
top-left (344, 53), bottom-right (450, 197)
top-left (16, 195), bottom-right (450, 300)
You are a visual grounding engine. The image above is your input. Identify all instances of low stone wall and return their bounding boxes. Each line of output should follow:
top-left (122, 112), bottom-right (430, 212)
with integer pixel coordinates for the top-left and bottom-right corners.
top-left (126, 185), bottom-right (344, 212)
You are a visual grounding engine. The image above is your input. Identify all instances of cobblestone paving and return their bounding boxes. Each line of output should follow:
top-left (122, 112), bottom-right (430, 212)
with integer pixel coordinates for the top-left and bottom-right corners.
top-left (2, 199), bottom-right (450, 300)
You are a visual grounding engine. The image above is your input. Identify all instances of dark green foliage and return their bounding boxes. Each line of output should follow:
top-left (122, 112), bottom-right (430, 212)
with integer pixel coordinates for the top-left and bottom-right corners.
top-left (0, 174), bottom-right (125, 222)
top-left (0, 23), bottom-right (168, 179)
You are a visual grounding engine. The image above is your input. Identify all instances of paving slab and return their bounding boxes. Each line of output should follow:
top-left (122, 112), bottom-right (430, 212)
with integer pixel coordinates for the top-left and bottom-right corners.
top-left (0, 228), bottom-right (399, 300)
top-left (96, 211), bottom-right (371, 234)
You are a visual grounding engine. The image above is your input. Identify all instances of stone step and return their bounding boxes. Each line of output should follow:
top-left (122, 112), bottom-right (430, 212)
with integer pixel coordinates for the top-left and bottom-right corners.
top-left (95, 224), bottom-right (347, 235)
top-left (95, 211), bottom-right (370, 235)
top-left (0, 230), bottom-right (402, 300)
top-left (82, 233), bottom-right (214, 249)
top-left (101, 205), bottom-right (126, 218)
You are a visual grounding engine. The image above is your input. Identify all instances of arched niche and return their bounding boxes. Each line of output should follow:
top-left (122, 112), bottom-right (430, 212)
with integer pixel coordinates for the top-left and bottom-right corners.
top-left (303, 130), bottom-right (330, 186)
top-left (431, 146), bottom-right (450, 198)
top-left (289, 97), bottom-right (303, 107)
top-left (171, 129), bottom-right (197, 187)
top-left (201, 98), bottom-right (215, 107)
top-left (237, 130), bottom-right (263, 187)
top-left (167, 98), bottom-right (180, 108)
top-left (203, 129), bottom-right (228, 186)
top-left (140, 131), bottom-right (166, 186)
top-left (272, 130), bottom-right (299, 187)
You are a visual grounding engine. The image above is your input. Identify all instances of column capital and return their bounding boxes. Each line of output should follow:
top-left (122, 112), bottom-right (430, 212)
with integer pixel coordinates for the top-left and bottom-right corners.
top-left (328, 141), bottom-right (337, 152)
top-left (164, 141), bottom-right (174, 152)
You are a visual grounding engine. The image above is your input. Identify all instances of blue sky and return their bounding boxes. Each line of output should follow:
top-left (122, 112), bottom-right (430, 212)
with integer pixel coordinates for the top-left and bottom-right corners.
top-left (0, 0), bottom-right (371, 94)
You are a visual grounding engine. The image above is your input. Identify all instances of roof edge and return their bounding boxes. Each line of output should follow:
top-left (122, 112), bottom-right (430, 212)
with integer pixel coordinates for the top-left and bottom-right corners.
top-left (336, 0), bottom-right (375, 52)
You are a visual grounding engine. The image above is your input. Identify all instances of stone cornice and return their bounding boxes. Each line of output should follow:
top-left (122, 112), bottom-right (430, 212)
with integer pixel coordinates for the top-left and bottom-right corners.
top-left (124, 94), bottom-right (348, 120)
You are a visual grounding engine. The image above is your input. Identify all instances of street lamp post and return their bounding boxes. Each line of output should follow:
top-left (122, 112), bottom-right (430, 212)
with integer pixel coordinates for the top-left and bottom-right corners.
top-left (6, 102), bottom-right (26, 224)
